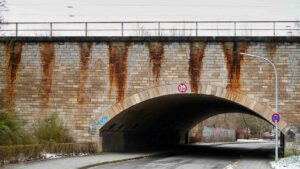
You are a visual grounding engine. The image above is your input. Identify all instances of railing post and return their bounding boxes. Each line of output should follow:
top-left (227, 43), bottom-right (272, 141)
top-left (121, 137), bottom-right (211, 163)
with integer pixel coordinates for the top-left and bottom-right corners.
top-left (50, 22), bottom-right (53, 37)
top-left (15, 23), bottom-right (18, 37)
top-left (196, 22), bottom-right (198, 36)
top-left (85, 22), bottom-right (88, 37)
top-left (273, 21), bottom-right (276, 36)
top-left (121, 22), bottom-right (124, 36)
top-left (158, 22), bottom-right (160, 36)
top-left (234, 21), bottom-right (236, 36)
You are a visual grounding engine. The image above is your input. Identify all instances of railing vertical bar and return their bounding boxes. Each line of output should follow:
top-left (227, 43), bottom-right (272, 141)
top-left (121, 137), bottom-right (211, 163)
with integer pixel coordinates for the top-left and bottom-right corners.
top-left (234, 21), bottom-right (236, 36)
top-left (196, 22), bottom-right (198, 36)
top-left (273, 21), bottom-right (276, 36)
top-left (121, 22), bottom-right (124, 36)
top-left (50, 22), bottom-right (53, 37)
top-left (158, 22), bottom-right (160, 36)
top-left (15, 23), bottom-right (18, 37)
top-left (85, 22), bottom-right (88, 36)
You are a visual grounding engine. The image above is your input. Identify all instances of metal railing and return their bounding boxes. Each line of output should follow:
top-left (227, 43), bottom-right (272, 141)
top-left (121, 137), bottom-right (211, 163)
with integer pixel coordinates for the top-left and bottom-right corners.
top-left (0, 21), bottom-right (300, 37)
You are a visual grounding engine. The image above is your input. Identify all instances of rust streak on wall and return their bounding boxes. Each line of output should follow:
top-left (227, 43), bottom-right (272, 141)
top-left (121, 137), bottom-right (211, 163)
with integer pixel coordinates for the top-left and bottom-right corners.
top-left (77, 42), bottom-right (92, 104)
top-left (221, 42), bottom-right (249, 92)
top-left (108, 42), bottom-right (130, 105)
top-left (40, 42), bottom-right (55, 107)
top-left (265, 43), bottom-right (277, 60)
top-left (148, 42), bottom-right (164, 84)
top-left (189, 42), bottom-right (207, 93)
top-left (264, 43), bottom-right (278, 80)
top-left (5, 42), bottom-right (23, 110)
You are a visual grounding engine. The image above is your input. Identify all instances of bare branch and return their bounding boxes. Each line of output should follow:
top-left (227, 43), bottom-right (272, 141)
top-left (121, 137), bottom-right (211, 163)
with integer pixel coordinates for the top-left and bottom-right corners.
top-left (0, 0), bottom-right (6, 22)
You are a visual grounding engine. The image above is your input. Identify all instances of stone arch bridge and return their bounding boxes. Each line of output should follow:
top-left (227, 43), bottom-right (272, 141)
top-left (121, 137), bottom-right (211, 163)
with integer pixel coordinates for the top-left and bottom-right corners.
top-left (0, 37), bottom-right (299, 153)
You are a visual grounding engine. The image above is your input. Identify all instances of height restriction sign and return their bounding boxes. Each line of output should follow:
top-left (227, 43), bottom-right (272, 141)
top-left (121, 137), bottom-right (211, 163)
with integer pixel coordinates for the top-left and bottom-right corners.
top-left (178, 83), bottom-right (187, 93)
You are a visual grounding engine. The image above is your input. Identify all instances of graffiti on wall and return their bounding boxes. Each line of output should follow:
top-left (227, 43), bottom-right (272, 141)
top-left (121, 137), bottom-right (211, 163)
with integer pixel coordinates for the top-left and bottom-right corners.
top-left (96, 116), bottom-right (109, 126)
top-left (202, 126), bottom-right (236, 142)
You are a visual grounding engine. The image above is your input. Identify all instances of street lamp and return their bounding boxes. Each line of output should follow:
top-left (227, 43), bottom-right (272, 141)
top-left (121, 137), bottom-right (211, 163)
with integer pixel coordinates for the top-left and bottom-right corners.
top-left (240, 52), bottom-right (279, 161)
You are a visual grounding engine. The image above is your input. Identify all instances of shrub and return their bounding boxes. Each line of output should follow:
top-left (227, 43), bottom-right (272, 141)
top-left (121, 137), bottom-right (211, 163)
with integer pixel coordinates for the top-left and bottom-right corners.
top-left (0, 110), bottom-right (97, 164)
top-left (0, 111), bottom-right (24, 145)
top-left (33, 113), bottom-right (73, 144)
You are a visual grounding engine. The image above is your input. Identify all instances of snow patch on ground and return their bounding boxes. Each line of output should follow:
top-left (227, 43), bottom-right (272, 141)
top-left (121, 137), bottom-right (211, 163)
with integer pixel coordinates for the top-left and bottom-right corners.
top-left (40, 152), bottom-right (89, 160)
top-left (41, 153), bottom-right (63, 159)
top-left (270, 156), bottom-right (300, 169)
top-left (237, 139), bottom-right (270, 142)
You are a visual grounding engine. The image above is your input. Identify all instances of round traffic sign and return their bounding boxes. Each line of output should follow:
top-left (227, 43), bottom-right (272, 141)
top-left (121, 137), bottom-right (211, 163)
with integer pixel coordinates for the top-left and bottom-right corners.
top-left (178, 83), bottom-right (187, 93)
top-left (272, 113), bottom-right (280, 124)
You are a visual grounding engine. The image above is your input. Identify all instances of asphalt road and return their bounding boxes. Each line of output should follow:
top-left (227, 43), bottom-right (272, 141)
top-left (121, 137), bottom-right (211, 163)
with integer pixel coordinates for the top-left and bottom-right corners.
top-left (91, 142), bottom-right (274, 169)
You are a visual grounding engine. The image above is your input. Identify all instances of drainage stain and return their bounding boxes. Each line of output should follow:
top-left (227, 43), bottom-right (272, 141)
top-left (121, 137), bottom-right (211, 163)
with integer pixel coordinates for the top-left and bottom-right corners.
top-left (221, 42), bottom-right (249, 92)
top-left (5, 42), bottom-right (23, 110)
top-left (40, 42), bottom-right (55, 107)
top-left (189, 42), bottom-right (207, 93)
top-left (265, 43), bottom-right (277, 60)
top-left (77, 42), bottom-right (92, 104)
top-left (148, 42), bottom-right (164, 84)
top-left (108, 42), bottom-right (130, 105)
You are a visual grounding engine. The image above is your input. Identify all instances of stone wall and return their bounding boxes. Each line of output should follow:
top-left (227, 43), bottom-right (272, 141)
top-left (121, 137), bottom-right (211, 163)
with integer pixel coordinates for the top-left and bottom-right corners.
top-left (0, 37), bottom-right (299, 144)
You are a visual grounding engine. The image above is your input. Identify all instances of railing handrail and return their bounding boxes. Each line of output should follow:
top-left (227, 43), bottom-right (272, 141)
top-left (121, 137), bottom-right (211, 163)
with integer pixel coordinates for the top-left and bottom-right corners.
top-left (1, 20), bottom-right (300, 24)
top-left (0, 21), bottom-right (300, 37)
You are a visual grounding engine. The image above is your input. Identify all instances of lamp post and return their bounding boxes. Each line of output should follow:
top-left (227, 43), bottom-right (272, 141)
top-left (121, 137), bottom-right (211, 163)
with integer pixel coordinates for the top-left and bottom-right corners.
top-left (240, 52), bottom-right (279, 161)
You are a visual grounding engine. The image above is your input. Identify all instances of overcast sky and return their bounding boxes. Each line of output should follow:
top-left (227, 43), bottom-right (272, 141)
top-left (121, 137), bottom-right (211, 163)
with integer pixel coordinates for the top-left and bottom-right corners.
top-left (3, 0), bottom-right (300, 22)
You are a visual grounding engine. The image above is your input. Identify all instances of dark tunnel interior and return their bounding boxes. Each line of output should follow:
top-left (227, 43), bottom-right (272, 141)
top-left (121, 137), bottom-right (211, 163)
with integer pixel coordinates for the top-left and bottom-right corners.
top-left (99, 94), bottom-right (272, 152)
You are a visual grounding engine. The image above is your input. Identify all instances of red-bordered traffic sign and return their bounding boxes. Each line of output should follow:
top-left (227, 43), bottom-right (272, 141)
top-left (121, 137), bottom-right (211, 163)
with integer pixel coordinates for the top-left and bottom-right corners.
top-left (272, 113), bottom-right (280, 124)
top-left (178, 83), bottom-right (187, 93)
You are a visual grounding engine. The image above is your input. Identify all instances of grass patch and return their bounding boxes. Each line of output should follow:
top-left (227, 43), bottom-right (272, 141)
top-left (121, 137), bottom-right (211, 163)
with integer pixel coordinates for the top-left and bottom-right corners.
top-left (33, 113), bottom-right (73, 144)
top-left (0, 110), bottom-right (35, 145)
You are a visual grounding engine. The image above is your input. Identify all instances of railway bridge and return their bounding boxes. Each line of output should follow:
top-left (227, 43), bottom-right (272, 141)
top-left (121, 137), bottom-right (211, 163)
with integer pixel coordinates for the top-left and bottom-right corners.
top-left (0, 21), bottom-right (299, 154)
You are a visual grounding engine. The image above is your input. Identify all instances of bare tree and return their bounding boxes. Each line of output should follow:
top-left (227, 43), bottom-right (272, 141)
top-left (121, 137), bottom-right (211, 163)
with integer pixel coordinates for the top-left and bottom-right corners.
top-left (0, 0), bottom-right (6, 22)
top-left (240, 114), bottom-right (271, 138)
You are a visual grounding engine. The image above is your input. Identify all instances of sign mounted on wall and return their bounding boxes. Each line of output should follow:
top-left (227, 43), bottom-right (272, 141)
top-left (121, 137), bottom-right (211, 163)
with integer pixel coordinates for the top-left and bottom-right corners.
top-left (178, 83), bottom-right (187, 93)
top-left (272, 113), bottom-right (281, 124)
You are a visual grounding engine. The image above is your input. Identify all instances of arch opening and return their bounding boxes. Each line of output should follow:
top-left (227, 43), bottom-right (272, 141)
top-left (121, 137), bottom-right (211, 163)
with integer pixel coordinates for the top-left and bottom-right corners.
top-left (99, 93), bottom-right (284, 152)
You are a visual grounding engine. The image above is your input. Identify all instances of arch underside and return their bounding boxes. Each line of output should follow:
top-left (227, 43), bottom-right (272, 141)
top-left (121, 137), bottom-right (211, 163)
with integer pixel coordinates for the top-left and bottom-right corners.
top-left (98, 84), bottom-right (289, 152)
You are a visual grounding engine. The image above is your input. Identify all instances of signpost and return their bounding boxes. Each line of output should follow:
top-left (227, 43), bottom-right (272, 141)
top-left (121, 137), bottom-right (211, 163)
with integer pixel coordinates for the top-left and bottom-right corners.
top-left (272, 112), bottom-right (280, 161)
top-left (240, 52), bottom-right (279, 161)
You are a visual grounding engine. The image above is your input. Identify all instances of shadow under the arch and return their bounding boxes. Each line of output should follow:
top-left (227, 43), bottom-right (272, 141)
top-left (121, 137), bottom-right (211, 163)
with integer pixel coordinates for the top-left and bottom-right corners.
top-left (99, 94), bottom-right (277, 152)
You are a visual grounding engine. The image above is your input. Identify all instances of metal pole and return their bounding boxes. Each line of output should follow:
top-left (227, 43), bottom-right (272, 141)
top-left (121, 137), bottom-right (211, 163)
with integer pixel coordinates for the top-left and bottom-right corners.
top-left (275, 123), bottom-right (278, 160)
top-left (240, 52), bottom-right (279, 161)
